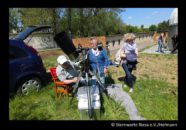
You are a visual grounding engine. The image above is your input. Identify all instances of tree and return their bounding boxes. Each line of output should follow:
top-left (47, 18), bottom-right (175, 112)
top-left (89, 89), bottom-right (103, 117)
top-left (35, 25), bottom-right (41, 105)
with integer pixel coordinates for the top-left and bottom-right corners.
top-left (157, 20), bottom-right (169, 32)
top-left (20, 8), bottom-right (48, 27)
top-left (19, 8), bottom-right (126, 37)
top-left (139, 24), bottom-right (144, 32)
top-left (9, 8), bottom-right (21, 33)
top-left (20, 8), bottom-right (61, 33)
top-left (143, 28), bottom-right (149, 33)
top-left (141, 25), bottom-right (144, 28)
top-left (149, 25), bottom-right (157, 32)
top-left (50, 8), bottom-right (62, 35)
top-left (67, 8), bottom-right (72, 36)
top-left (124, 25), bottom-right (140, 33)
top-left (79, 8), bottom-right (84, 37)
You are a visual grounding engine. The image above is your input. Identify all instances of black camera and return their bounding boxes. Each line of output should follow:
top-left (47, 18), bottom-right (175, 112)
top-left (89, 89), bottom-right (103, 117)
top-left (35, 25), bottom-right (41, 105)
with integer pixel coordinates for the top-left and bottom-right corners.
top-left (97, 43), bottom-right (103, 51)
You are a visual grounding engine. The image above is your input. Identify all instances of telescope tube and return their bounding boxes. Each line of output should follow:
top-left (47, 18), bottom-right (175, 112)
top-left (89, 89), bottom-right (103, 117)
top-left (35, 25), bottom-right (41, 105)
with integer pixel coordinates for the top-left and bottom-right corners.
top-left (54, 31), bottom-right (79, 61)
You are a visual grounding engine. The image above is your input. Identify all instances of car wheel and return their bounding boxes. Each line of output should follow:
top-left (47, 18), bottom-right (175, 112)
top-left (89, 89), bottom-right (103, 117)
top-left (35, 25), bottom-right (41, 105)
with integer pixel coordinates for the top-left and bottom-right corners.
top-left (17, 77), bottom-right (41, 95)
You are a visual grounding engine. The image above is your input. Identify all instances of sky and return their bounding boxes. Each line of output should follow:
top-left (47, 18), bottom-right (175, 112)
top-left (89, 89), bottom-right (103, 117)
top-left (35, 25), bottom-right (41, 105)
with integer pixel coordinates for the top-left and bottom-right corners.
top-left (120, 8), bottom-right (175, 28)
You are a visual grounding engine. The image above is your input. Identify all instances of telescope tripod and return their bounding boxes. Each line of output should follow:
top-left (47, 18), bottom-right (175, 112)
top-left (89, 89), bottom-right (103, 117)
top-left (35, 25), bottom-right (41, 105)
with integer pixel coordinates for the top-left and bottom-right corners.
top-left (70, 69), bottom-right (108, 119)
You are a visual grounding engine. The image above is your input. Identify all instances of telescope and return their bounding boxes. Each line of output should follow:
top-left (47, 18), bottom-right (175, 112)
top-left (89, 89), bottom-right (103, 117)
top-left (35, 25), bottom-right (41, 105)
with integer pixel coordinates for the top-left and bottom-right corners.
top-left (53, 31), bottom-right (79, 61)
top-left (54, 31), bottom-right (108, 119)
top-left (53, 31), bottom-right (107, 90)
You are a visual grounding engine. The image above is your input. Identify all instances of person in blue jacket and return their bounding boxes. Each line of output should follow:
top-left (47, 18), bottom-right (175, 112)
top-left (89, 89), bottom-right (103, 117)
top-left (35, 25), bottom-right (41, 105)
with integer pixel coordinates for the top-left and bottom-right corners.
top-left (88, 37), bottom-right (109, 85)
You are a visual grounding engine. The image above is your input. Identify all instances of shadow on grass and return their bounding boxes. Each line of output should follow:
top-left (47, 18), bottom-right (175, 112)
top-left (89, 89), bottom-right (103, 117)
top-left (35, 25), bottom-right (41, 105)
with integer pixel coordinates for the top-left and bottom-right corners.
top-left (100, 93), bottom-right (105, 117)
top-left (100, 71), bottom-right (115, 116)
top-left (105, 72), bottom-right (115, 85)
top-left (46, 71), bottom-right (52, 82)
top-left (42, 72), bottom-right (53, 89)
top-left (118, 74), bottom-right (137, 87)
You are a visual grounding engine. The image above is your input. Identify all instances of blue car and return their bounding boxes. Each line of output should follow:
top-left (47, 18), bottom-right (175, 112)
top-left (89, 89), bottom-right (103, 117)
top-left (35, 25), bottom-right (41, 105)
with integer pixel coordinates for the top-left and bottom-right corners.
top-left (9, 25), bottom-right (51, 96)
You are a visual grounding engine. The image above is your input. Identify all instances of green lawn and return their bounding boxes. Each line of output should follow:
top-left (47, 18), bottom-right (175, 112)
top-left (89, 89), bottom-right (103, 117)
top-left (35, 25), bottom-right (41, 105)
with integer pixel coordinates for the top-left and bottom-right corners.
top-left (126, 79), bottom-right (177, 120)
top-left (9, 52), bottom-right (178, 120)
top-left (9, 83), bottom-right (129, 120)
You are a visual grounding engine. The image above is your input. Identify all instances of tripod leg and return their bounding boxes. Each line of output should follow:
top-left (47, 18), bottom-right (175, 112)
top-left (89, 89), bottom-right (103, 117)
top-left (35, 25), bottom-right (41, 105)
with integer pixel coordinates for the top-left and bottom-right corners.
top-left (72, 72), bottom-right (82, 94)
top-left (90, 71), bottom-right (109, 97)
top-left (85, 72), bottom-right (93, 119)
top-left (70, 72), bottom-right (82, 106)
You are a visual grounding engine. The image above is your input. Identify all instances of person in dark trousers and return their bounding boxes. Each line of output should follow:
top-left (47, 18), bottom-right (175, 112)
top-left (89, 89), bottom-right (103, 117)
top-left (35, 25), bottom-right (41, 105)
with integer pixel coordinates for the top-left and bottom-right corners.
top-left (119, 33), bottom-right (138, 93)
top-left (171, 34), bottom-right (178, 54)
top-left (156, 32), bottom-right (164, 53)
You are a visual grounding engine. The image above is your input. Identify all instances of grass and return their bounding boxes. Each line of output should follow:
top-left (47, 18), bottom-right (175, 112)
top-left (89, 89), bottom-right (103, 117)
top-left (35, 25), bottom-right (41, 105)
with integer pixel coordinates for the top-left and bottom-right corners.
top-left (125, 79), bottom-right (177, 120)
top-left (39, 49), bottom-right (64, 70)
top-left (9, 83), bottom-right (129, 120)
top-left (42, 57), bottom-right (58, 70)
top-left (135, 53), bottom-right (178, 87)
top-left (100, 94), bottom-right (129, 120)
top-left (9, 83), bottom-right (80, 120)
top-left (9, 50), bottom-right (178, 120)
top-left (107, 53), bottom-right (178, 120)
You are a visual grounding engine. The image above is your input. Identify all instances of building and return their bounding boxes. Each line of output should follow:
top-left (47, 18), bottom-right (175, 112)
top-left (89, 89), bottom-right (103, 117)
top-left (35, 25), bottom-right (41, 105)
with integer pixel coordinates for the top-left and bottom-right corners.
top-left (168, 8), bottom-right (178, 51)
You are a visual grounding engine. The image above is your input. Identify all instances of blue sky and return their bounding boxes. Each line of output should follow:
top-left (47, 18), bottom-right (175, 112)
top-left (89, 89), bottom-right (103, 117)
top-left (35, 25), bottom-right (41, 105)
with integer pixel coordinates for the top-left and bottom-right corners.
top-left (120, 8), bottom-right (175, 28)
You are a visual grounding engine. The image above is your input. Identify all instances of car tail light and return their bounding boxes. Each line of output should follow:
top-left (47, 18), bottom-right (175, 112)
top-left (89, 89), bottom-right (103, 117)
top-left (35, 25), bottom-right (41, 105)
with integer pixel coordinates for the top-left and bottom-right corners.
top-left (26, 44), bottom-right (38, 54)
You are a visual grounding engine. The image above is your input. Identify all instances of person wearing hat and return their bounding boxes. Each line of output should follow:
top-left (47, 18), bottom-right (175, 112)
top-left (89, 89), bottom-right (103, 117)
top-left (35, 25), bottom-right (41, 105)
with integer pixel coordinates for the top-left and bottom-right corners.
top-left (119, 33), bottom-right (138, 92)
top-left (56, 55), bottom-right (80, 87)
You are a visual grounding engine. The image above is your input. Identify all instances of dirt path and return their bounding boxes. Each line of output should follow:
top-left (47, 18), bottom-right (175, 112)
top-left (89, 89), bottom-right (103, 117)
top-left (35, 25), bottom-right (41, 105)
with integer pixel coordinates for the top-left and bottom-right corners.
top-left (141, 44), bottom-right (176, 54)
top-left (108, 38), bottom-right (155, 56)
top-left (107, 84), bottom-right (145, 120)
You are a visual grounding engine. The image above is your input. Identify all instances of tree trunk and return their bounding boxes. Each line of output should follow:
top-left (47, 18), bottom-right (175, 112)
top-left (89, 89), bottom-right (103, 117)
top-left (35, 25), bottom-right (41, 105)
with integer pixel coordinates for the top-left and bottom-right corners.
top-left (52, 9), bottom-right (57, 35)
top-left (67, 8), bottom-right (72, 37)
top-left (79, 8), bottom-right (84, 37)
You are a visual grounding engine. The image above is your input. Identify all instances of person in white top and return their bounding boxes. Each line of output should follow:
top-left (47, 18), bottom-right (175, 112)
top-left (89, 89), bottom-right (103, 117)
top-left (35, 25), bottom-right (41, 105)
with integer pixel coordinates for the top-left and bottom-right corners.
top-left (118, 33), bottom-right (138, 92)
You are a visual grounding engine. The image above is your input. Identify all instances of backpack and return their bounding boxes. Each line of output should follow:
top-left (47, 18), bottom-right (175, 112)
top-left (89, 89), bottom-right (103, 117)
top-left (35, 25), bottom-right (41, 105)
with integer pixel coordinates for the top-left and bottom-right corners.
top-left (115, 48), bottom-right (123, 63)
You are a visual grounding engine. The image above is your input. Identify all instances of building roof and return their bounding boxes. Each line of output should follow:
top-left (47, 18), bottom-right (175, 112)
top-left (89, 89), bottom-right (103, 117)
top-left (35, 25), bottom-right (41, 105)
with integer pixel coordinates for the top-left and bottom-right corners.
top-left (169, 8), bottom-right (178, 26)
